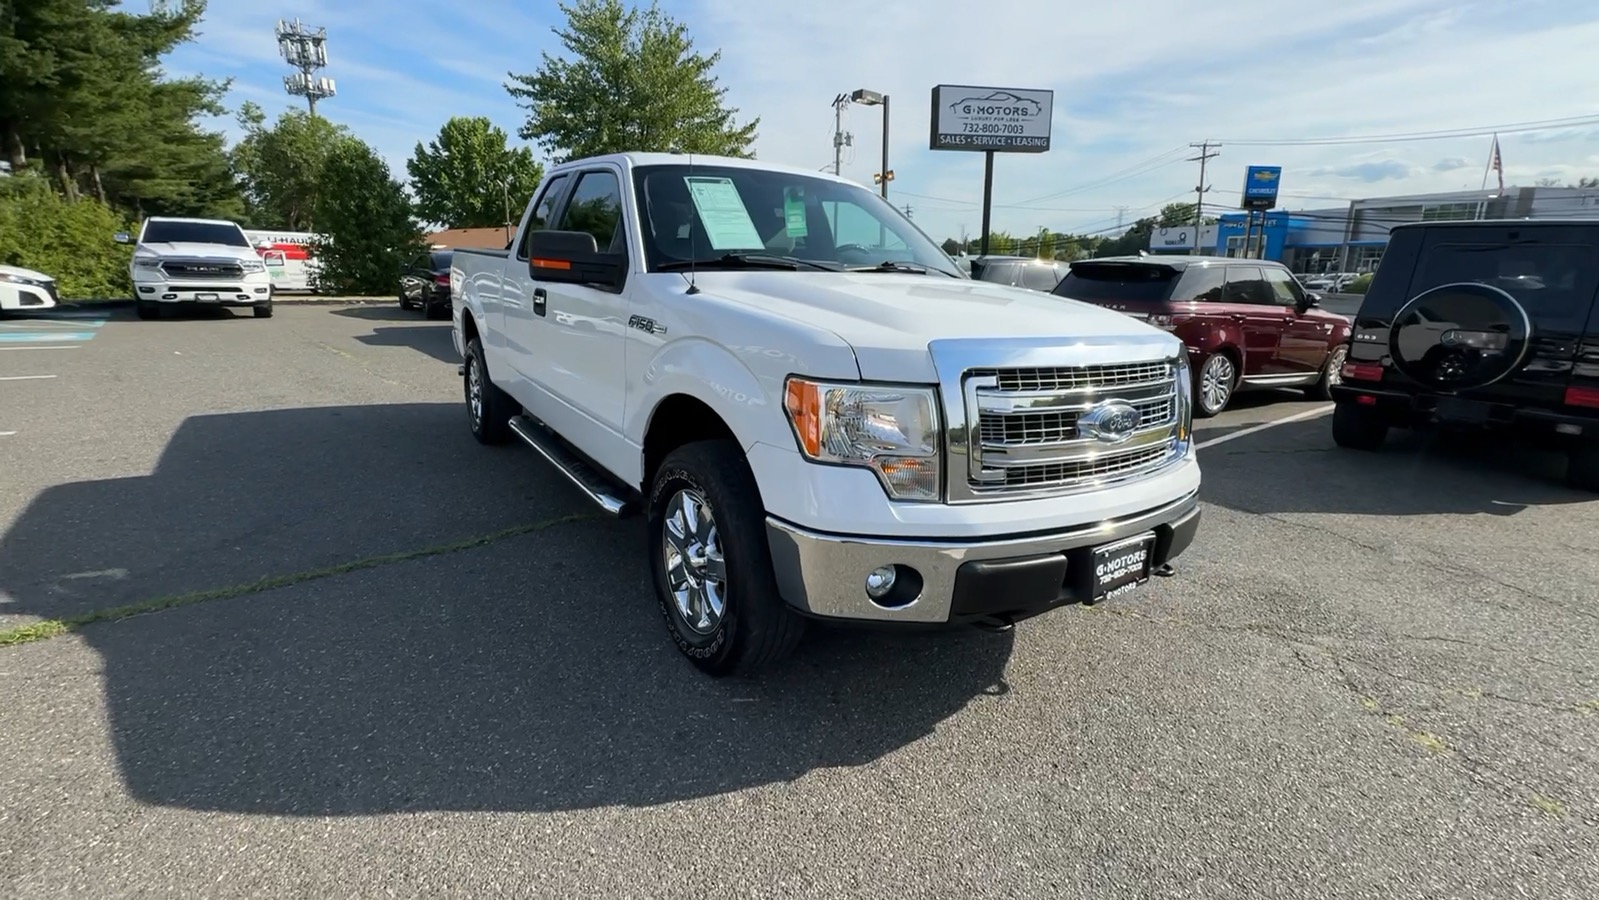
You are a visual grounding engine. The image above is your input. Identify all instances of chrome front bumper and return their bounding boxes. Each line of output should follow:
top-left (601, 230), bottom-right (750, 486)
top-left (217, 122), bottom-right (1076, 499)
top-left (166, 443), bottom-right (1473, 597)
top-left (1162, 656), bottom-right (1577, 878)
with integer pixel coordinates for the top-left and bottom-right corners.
top-left (764, 489), bottom-right (1202, 624)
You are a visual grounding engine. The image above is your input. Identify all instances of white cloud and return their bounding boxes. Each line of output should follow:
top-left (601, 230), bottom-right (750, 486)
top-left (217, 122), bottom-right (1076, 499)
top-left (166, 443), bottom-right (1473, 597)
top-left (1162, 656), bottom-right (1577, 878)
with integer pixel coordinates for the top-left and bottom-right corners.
top-left (163, 0), bottom-right (1599, 240)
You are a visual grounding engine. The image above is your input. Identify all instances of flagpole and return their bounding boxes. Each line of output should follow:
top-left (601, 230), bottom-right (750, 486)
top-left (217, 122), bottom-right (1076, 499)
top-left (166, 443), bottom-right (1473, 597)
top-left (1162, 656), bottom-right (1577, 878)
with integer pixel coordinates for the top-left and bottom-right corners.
top-left (1480, 134), bottom-right (1494, 191)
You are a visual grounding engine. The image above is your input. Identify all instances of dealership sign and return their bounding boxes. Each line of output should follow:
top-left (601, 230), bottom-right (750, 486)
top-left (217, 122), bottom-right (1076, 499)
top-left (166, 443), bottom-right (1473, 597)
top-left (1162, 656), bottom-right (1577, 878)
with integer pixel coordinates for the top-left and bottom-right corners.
top-left (1241, 165), bottom-right (1283, 210)
top-left (929, 85), bottom-right (1053, 153)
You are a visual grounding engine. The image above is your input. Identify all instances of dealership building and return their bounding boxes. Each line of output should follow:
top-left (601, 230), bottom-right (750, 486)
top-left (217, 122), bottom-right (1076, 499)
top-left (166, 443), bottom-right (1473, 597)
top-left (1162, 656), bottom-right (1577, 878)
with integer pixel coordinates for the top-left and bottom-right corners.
top-left (1146, 185), bottom-right (1599, 274)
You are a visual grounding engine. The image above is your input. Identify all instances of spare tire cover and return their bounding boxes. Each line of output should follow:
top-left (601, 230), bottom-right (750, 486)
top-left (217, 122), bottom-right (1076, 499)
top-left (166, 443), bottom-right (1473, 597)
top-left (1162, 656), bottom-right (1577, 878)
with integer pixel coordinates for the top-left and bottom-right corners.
top-left (1388, 281), bottom-right (1531, 390)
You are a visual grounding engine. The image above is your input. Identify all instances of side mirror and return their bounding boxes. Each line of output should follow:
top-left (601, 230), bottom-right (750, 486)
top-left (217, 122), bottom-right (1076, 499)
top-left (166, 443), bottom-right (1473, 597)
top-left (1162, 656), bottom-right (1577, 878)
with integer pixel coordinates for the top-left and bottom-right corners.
top-left (113, 232), bottom-right (131, 244)
top-left (1299, 292), bottom-right (1322, 312)
top-left (525, 230), bottom-right (625, 289)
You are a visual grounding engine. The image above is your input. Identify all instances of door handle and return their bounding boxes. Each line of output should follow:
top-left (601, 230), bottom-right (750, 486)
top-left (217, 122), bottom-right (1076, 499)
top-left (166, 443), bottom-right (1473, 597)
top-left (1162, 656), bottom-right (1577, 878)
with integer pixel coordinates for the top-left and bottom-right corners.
top-left (532, 288), bottom-right (547, 317)
top-left (1230, 314), bottom-right (1247, 322)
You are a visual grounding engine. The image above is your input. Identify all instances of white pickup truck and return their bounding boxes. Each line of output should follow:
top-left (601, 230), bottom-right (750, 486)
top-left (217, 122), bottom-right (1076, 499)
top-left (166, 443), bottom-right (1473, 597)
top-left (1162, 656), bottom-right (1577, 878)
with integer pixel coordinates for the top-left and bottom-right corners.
top-left (115, 216), bottom-right (275, 319)
top-left (451, 152), bottom-right (1202, 676)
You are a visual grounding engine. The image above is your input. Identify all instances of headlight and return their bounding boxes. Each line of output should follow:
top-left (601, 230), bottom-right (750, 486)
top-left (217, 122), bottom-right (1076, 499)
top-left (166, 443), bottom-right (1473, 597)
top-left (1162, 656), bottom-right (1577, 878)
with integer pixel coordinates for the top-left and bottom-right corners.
top-left (0, 272), bottom-right (49, 287)
top-left (783, 377), bottom-right (942, 502)
top-left (1173, 352), bottom-right (1194, 449)
top-left (239, 259), bottom-right (266, 273)
top-left (132, 256), bottom-right (162, 269)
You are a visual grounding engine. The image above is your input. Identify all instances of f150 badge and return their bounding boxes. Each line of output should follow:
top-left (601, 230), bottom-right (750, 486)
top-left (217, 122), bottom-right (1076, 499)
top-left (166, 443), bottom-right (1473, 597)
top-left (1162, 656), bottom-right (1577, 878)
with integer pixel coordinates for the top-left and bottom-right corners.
top-left (628, 315), bottom-right (666, 335)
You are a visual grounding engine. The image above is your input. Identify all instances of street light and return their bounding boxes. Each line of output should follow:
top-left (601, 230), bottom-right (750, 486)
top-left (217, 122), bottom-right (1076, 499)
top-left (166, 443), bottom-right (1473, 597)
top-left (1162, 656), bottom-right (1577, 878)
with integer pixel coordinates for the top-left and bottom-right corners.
top-left (850, 88), bottom-right (890, 199)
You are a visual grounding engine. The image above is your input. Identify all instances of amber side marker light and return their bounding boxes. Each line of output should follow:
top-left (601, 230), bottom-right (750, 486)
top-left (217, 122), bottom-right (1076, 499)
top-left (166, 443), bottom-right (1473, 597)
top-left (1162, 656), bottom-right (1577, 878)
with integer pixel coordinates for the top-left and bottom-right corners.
top-left (531, 257), bottom-right (571, 270)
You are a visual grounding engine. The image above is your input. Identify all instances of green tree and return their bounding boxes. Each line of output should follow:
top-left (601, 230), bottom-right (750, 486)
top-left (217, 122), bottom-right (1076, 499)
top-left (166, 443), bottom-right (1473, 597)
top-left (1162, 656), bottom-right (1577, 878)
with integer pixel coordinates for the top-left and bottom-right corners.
top-left (1095, 216), bottom-right (1158, 257)
top-left (231, 102), bottom-right (354, 230)
top-left (406, 116), bottom-right (544, 229)
top-left (0, 0), bottom-right (239, 217)
top-left (309, 139), bottom-right (424, 295)
top-left (1037, 231), bottom-right (1057, 259)
top-left (0, 173), bottom-right (135, 299)
top-left (505, 0), bottom-right (758, 162)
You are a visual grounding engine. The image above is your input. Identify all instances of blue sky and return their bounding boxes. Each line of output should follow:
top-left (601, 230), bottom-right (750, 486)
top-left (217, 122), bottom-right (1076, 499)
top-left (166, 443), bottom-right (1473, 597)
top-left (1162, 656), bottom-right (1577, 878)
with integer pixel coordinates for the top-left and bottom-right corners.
top-left (167, 0), bottom-right (1599, 241)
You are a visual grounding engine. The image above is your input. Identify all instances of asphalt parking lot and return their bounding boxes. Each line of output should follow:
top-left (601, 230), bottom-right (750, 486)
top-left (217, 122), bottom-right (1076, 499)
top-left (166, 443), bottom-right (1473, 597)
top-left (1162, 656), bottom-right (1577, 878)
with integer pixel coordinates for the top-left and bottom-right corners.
top-left (3, 304), bottom-right (1598, 898)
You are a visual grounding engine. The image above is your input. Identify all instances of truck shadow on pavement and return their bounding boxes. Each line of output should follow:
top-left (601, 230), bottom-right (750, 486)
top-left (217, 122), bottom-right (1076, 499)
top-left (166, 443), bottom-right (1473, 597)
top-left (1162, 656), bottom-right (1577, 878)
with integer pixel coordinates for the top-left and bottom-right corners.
top-left (0, 402), bottom-right (1013, 815)
top-left (1199, 415), bottom-right (1597, 516)
top-left (333, 306), bottom-right (460, 364)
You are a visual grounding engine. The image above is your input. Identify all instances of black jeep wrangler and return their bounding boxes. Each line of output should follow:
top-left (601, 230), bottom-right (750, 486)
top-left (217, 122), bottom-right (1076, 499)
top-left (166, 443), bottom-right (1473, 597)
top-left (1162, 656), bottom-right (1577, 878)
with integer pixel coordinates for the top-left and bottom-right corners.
top-left (1330, 219), bottom-right (1599, 491)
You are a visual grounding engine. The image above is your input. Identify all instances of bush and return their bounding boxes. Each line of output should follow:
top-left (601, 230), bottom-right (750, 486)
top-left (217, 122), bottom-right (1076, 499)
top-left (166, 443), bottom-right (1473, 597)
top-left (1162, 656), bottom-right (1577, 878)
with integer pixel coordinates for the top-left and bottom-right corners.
top-left (0, 174), bottom-right (134, 299)
top-left (310, 139), bottom-right (424, 295)
top-left (1344, 273), bottom-right (1374, 294)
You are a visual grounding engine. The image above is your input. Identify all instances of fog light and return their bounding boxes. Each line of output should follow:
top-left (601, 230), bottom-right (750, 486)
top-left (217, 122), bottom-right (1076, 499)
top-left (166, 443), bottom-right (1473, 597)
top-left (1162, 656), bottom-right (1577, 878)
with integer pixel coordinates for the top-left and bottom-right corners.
top-left (865, 566), bottom-right (897, 600)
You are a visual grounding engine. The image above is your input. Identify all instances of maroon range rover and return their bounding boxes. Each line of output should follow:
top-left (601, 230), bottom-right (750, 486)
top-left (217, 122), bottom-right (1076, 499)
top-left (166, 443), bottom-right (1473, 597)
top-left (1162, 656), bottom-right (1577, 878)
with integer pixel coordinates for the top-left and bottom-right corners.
top-left (1050, 255), bottom-right (1354, 416)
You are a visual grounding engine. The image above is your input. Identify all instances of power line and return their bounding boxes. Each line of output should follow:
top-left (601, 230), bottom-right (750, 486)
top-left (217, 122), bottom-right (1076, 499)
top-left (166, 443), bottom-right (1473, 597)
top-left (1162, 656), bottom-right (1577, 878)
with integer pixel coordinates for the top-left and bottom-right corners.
top-left (1215, 114), bottom-right (1599, 147)
top-left (1002, 146), bottom-right (1192, 207)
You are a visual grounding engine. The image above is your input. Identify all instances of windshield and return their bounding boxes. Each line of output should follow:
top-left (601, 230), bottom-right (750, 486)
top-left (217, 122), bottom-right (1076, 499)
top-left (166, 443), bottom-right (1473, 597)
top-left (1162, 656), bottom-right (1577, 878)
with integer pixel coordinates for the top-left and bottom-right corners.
top-left (1053, 262), bottom-right (1180, 303)
top-left (631, 164), bottom-right (962, 276)
top-left (140, 220), bottom-right (249, 247)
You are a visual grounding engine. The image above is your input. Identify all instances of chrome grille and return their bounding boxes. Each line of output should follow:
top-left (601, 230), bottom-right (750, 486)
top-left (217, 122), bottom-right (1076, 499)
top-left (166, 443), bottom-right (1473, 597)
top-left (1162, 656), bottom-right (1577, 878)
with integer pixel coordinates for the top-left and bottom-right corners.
top-left (960, 357), bottom-right (1186, 498)
top-left (161, 260), bottom-right (245, 279)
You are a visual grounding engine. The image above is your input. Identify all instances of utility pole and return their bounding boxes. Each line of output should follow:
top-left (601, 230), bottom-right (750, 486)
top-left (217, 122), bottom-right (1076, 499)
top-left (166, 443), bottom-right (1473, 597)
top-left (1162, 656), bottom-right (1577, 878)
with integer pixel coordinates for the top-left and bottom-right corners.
top-left (1188, 140), bottom-right (1220, 255)
top-left (277, 18), bottom-right (335, 116)
top-left (830, 94), bottom-right (852, 176)
top-left (901, 204), bottom-right (913, 220)
top-left (1115, 206), bottom-right (1129, 231)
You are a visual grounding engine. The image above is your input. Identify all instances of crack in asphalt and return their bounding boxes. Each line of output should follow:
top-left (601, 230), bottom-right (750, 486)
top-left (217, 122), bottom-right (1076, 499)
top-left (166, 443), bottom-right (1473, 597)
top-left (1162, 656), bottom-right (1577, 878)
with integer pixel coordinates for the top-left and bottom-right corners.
top-left (0, 512), bottom-right (605, 648)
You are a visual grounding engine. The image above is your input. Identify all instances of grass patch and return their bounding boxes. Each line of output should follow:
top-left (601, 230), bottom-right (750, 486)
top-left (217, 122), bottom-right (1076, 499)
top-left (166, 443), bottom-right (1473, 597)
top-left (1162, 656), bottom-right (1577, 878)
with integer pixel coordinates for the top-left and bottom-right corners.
top-left (1530, 794), bottom-right (1567, 818)
top-left (0, 512), bottom-right (603, 648)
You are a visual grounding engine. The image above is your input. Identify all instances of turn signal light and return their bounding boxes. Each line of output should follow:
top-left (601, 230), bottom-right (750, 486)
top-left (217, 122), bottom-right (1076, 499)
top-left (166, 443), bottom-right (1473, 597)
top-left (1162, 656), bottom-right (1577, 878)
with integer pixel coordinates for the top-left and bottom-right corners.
top-left (531, 257), bottom-right (571, 270)
top-left (1564, 385), bottom-right (1599, 409)
top-left (1341, 361), bottom-right (1384, 383)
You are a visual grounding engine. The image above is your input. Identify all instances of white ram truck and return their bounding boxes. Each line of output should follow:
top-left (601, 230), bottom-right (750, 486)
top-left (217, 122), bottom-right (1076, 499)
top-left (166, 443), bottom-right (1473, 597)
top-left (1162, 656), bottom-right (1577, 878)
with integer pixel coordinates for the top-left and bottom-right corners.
top-left (115, 217), bottom-right (275, 319)
top-left (452, 152), bottom-right (1202, 676)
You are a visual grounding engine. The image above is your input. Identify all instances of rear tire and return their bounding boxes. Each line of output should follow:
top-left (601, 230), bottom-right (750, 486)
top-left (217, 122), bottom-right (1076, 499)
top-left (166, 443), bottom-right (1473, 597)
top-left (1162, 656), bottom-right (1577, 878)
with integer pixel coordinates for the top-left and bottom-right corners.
top-left (464, 336), bottom-right (514, 445)
top-left (1306, 345), bottom-right (1347, 401)
top-left (648, 439), bottom-right (805, 677)
top-left (1332, 401), bottom-right (1388, 451)
top-left (1565, 446), bottom-right (1599, 493)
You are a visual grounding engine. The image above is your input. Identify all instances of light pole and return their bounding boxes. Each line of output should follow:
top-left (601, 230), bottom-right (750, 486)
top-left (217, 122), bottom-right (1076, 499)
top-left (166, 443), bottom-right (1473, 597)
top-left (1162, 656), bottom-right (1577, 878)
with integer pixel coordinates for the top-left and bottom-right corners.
top-left (850, 89), bottom-right (891, 199)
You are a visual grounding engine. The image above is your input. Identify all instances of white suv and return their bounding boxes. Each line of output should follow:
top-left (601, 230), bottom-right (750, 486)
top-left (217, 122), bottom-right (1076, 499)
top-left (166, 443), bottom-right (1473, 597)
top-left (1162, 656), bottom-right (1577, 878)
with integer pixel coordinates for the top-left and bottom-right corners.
top-left (116, 217), bottom-right (275, 319)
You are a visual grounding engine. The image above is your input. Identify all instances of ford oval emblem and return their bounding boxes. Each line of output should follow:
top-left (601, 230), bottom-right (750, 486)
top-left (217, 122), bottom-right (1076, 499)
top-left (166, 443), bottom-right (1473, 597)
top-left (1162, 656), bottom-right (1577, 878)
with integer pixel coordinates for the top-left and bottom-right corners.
top-left (1077, 400), bottom-right (1142, 444)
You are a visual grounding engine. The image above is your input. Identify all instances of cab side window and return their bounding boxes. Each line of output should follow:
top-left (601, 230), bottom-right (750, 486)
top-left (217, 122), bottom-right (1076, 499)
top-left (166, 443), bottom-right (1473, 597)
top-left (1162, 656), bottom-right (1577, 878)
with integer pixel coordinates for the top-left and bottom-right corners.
top-left (556, 170), bottom-right (626, 255)
top-left (516, 174), bottom-right (570, 260)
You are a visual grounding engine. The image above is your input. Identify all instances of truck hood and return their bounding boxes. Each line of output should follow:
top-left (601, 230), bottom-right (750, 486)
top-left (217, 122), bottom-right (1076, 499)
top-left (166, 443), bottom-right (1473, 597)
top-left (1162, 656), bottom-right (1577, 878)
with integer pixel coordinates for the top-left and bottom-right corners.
top-left (135, 242), bottom-right (259, 261)
top-left (691, 270), bottom-right (1181, 380)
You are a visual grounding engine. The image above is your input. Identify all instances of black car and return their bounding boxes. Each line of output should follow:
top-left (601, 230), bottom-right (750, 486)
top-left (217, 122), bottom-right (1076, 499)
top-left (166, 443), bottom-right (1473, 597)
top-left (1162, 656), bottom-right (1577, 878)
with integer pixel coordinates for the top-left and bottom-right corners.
top-left (1331, 219), bottom-right (1599, 491)
top-left (399, 248), bottom-right (453, 319)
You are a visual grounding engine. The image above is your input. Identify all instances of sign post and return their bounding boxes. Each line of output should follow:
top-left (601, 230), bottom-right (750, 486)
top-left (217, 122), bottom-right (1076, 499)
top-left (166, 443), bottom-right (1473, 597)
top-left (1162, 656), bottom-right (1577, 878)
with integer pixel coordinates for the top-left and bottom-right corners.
top-left (929, 84), bottom-right (1054, 258)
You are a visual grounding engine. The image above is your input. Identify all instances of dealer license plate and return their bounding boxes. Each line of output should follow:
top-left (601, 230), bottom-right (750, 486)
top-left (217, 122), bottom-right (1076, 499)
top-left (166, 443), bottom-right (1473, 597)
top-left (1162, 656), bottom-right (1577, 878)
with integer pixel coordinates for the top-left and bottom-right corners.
top-left (1091, 532), bottom-right (1156, 602)
top-left (195, 292), bottom-right (219, 302)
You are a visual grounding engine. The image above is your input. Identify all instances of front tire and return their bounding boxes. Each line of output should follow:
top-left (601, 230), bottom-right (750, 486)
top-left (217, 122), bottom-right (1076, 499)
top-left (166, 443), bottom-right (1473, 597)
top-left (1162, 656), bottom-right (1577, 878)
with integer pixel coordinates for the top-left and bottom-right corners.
top-left (648, 440), bottom-right (805, 677)
top-left (253, 301), bottom-right (273, 318)
top-left (136, 300), bottom-right (158, 320)
top-left (1332, 401), bottom-right (1388, 451)
top-left (463, 336), bottom-right (514, 445)
top-left (1195, 352), bottom-right (1237, 418)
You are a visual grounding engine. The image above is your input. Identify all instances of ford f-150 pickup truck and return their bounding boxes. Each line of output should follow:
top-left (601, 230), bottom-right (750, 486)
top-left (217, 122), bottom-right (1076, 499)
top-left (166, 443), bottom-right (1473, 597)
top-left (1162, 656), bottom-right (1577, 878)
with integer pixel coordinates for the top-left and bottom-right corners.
top-left (115, 216), bottom-right (275, 319)
top-left (452, 152), bottom-right (1203, 676)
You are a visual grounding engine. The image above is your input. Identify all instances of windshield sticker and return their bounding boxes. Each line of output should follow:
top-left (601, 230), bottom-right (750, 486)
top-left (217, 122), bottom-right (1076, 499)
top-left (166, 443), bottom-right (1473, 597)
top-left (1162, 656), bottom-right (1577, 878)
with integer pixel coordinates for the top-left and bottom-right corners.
top-left (684, 176), bottom-right (765, 250)
top-left (783, 187), bottom-right (808, 238)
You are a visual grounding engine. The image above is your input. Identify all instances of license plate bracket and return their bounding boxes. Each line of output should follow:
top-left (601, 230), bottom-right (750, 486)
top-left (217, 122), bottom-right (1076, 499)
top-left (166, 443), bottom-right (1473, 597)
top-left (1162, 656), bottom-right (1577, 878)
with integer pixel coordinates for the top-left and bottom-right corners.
top-left (1434, 395), bottom-right (1488, 425)
top-left (195, 292), bottom-right (219, 302)
top-left (1090, 531), bottom-right (1157, 602)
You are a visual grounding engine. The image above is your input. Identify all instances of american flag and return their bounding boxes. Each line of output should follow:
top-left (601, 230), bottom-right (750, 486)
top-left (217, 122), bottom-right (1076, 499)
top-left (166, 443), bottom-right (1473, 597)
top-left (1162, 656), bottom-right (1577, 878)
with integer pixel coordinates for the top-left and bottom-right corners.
top-left (1489, 135), bottom-right (1504, 192)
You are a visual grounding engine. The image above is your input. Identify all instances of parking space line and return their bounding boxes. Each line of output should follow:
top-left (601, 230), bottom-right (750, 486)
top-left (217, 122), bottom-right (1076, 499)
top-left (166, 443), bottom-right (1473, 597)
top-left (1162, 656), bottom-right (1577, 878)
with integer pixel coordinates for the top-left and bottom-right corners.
top-left (0, 345), bottom-right (82, 351)
top-left (0, 332), bottom-right (98, 343)
top-left (0, 431), bottom-right (16, 437)
top-left (0, 374), bottom-right (57, 381)
top-left (1196, 404), bottom-right (1334, 450)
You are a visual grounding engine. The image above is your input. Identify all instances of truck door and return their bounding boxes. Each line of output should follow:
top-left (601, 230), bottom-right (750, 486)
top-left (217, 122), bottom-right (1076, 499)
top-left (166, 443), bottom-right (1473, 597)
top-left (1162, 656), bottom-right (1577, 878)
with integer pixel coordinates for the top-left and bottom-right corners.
top-left (522, 166), bottom-right (631, 449)
top-left (502, 173), bottom-right (573, 385)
